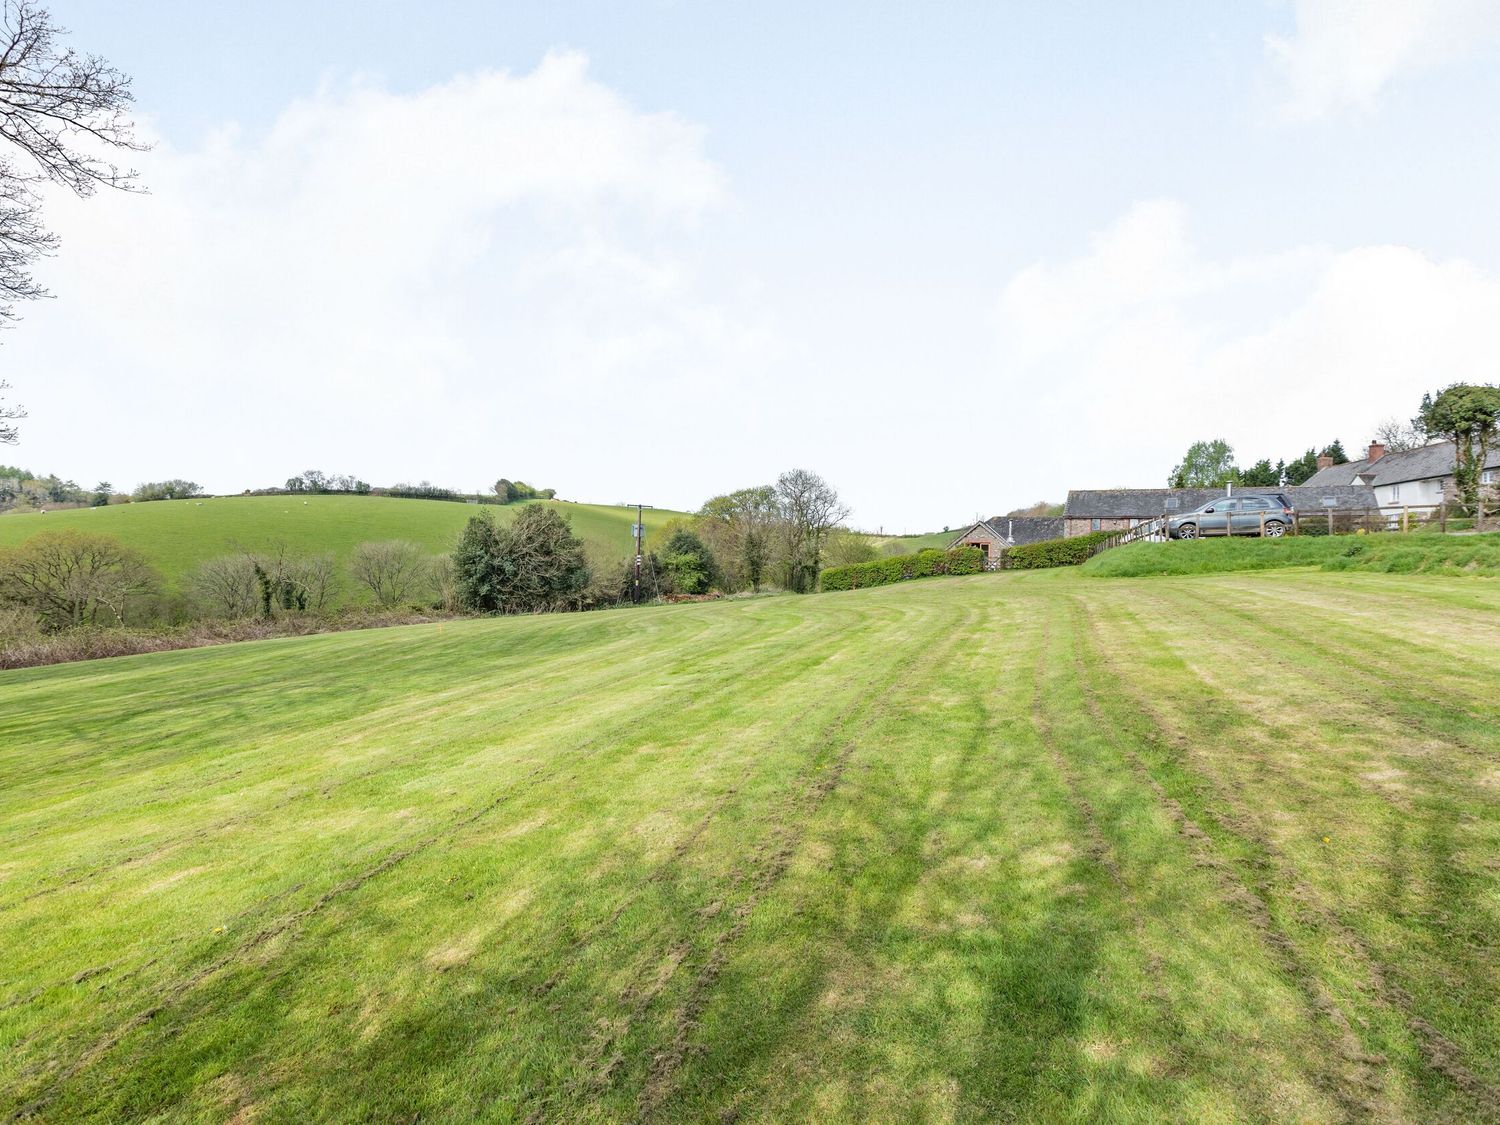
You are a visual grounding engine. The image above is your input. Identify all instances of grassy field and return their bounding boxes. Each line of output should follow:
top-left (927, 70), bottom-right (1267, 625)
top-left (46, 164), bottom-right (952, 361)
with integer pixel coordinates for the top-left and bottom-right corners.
top-left (3, 568), bottom-right (1499, 1120)
top-left (1084, 531), bottom-right (1500, 578)
top-left (0, 495), bottom-right (690, 587)
top-left (866, 529), bottom-right (956, 554)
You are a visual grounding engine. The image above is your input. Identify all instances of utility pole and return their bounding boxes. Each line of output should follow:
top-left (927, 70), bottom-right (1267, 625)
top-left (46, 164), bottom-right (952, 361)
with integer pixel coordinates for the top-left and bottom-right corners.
top-left (627, 503), bottom-right (654, 604)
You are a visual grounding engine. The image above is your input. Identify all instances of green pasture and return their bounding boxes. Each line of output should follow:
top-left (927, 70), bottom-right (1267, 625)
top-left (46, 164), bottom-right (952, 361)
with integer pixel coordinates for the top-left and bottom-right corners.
top-left (0, 495), bottom-right (689, 585)
top-left (3, 568), bottom-right (1499, 1120)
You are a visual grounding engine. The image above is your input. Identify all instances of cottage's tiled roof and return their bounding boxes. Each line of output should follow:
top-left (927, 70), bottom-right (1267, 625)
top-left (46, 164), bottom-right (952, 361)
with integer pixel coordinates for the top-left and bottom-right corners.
top-left (1064, 485), bottom-right (1379, 518)
top-left (1304, 441), bottom-right (1500, 488)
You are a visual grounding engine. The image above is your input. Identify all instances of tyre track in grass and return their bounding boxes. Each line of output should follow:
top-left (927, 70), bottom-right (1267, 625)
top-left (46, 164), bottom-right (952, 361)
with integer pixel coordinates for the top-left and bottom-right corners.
top-left (0, 609), bottom-right (776, 911)
top-left (0, 601), bottom-right (857, 1032)
top-left (528, 597), bottom-right (970, 1119)
top-left (5, 601), bottom-right (898, 1122)
top-left (628, 602), bottom-right (982, 1122)
top-left (1115, 588), bottom-right (1500, 978)
top-left (1070, 597), bottom-right (1389, 1119)
top-left (1075, 596), bottom-right (1500, 1121)
top-left (1188, 585), bottom-right (1500, 767)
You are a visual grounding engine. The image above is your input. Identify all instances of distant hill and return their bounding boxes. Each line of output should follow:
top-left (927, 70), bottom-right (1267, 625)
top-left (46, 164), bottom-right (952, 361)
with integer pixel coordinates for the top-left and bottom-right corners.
top-left (0, 494), bottom-right (689, 588)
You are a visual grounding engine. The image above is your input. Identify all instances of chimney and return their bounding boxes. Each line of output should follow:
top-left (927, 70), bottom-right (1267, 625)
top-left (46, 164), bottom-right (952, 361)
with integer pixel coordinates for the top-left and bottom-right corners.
top-left (1367, 441), bottom-right (1385, 463)
top-left (1316, 453), bottom-right (1334, 471)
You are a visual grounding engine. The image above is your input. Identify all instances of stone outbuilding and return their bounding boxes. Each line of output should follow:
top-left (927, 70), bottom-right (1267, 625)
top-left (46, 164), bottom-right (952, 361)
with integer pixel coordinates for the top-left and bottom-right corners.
top-left (947, 516), bottom-right (1064, 569)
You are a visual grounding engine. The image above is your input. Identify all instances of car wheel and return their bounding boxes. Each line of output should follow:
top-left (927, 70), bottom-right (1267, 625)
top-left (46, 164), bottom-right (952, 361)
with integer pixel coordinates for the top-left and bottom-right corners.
top-left (1178, 523), bottom-right (1198, 539)
top-left (1264, 520), bottom-right (1286, 538)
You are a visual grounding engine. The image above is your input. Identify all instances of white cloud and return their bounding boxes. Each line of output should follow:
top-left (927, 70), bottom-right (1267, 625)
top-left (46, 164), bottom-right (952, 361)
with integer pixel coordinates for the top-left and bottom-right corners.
top-left (1264, 0), bottom-right (1500, 120)
top-left (9, 51), bottom-right (774, 498)
top-left (996, 200), bottom-right (1500, 486)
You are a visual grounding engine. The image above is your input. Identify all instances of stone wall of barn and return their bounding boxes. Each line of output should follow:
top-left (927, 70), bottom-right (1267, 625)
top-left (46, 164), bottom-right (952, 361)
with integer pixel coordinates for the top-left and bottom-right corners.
top-left (1064, 517), bottom-right (1132, 538)
top-left (953, 525), bottom-right (1007, 570)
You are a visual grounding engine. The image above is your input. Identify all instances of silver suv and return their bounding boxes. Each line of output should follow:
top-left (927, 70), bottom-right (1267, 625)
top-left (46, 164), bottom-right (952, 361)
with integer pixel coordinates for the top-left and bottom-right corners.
top-left (1168, 494), bottom-right (1293, 539)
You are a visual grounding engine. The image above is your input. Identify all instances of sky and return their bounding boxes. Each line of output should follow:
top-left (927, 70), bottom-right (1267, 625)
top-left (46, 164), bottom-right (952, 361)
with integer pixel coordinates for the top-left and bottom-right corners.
top-left (7, 0), bottom-right (1500, 531)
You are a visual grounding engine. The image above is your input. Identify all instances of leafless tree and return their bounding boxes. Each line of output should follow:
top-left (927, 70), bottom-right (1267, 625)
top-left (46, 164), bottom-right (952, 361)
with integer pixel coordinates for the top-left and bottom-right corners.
top-left (0, 379), bottom-right (23, 444)
top-left (0, 529), bottom-right (159, 628)
top-left (1, 1), bottom-right (144, 440)
top-left (350, 540), bottom-right (430, 607)
top-left (1371, 417), bottom-right (1426, 454)
top-left (774, 469), bottom-right (849, 592)
top-left (186, 554), bottom-right (260, 619)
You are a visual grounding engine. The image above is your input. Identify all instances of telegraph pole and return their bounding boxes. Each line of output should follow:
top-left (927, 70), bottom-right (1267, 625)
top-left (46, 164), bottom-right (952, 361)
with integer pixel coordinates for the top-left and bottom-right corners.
top-left (627, 503), bottom-right (654, 604)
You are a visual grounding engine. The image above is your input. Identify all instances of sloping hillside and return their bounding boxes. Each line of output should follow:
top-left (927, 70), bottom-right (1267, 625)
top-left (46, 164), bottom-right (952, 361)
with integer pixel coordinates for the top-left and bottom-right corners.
top-left (0, 495), bottom-right (689, 584)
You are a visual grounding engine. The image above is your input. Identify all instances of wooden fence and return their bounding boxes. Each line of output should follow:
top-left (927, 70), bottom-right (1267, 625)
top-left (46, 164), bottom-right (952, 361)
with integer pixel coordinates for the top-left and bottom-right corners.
top-left (1088, 501), bottom-right (1493, 559)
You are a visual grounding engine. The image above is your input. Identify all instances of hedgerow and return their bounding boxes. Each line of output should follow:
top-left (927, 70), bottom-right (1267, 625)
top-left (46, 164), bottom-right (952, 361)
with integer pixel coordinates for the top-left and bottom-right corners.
top-left (1005, 530), bottom-right (1114, 569)
top-left (820, 546), bottom-right (984, 591)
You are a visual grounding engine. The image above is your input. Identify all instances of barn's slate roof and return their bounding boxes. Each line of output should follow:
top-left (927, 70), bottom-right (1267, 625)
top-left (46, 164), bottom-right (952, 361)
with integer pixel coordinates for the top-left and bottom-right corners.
top-left (947, 516), bottom-right (1065, 548)
top-left (1064, 485), bottom-right (1378, 519)
top-left (986, 516), bottom-right (1064, 545)
top-left (1303, 441), bottom-right (1500, 488)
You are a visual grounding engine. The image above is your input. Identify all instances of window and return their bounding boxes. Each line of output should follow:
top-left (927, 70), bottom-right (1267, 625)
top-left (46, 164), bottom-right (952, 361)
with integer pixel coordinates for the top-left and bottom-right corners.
top-left (1390, 484), bottom-right (1400, 501)
top-left (1090, 518), bottom-right (1101, 531)
top-left (1163, 497), bottom-right (1180, 510)
top-left (1484, 470), bottom-right (1497, 485)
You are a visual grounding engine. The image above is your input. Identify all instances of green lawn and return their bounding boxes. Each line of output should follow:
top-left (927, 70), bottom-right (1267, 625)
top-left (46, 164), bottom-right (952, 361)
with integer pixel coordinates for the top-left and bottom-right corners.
top-left (3, 569), bottom-right (1499, 1120)
top-left (1084, 531), bottom-right (1500, 578)
top-left (0, 495), bottom-right (690, 588)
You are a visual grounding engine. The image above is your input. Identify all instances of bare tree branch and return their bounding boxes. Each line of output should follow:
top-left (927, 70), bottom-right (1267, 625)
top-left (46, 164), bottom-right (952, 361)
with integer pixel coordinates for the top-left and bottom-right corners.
top-left (0, 0), bottom-right (146, 425)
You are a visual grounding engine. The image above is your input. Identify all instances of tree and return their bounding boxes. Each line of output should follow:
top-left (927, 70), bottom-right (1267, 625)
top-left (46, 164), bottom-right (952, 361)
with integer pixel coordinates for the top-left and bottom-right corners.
top-left (1284, 449), bottom-right (1318, 485)
top-left (1372, 417), bottom-right (1425, 454)
top-left (452, 511), bottom-right (505, 612)
top-left (0, 530), bottom-right (158, 629)
top-left (452, 506), bottom-right (589, 614)
top-left (1168, 440), bottom-right (1237, 488)
top-left (186, 554), bottom-right (260, 618)
top-left (1006, 500), bottom-right (1064, 517)
top-left (1421, 383), bottom-right (1500, 511)
top-left (659, 528), bottom-right (719, 595)
top-left (1320, 440), bottom-right (1349, 465)
top-left (0, 380), bottom-right (23, 444)
top-left (1, 3), bottom-right (145, 444)
top-left (774, 469), bottom-right (849, 593)
top-left (1238, 458), bottom-right (1279, 487)
top-left (132, 479), bottom-right (203, 502)
top-left (351, 540), bottom-right (430, 606)
top-left (91, 480), bottom-right (111, 506)
top-left (698, 485), bottom-right (778, 592)
top-left (823, 528), bottom-right (877, 568)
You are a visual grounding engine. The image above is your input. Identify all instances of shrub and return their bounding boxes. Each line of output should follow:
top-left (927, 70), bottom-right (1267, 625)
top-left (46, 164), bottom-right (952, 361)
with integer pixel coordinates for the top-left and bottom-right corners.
top-left (1005, 531), bottom-right (1113, 570)
top-left (820, 546), bottom-right (983, 591)
top-left (452, 506), bottom-right (590, 614)
top-left (659, 528), bottom-right (720, 595)
top-left (351, 540), bottom-right (431, 606)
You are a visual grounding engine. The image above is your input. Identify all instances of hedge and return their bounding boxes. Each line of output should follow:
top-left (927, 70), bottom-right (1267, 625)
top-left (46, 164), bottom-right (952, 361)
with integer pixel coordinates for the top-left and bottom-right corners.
top-left (1004, 530), bottom-right (1115, 570)
top-left (820, 546), bottom-right (984, 591)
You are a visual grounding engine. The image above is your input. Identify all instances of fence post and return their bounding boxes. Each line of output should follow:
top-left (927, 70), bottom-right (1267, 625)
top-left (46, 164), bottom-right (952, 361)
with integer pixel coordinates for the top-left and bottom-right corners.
top-left (1327, 509), bottom-right (1334, 536)
top-left (1259, 510), bottom-right (1266, 537)
top-left (1292, 510), bottom-right (1300, 535)
top-left (1402, 505), bottom-right (1409, 534)
top-left (1440, 501), bottom-right (1447, 533)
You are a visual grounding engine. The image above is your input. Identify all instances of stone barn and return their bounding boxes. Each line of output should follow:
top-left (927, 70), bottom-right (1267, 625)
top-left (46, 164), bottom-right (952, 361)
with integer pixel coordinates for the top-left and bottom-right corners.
top-left (947, 516), bottom-right (1064, 569)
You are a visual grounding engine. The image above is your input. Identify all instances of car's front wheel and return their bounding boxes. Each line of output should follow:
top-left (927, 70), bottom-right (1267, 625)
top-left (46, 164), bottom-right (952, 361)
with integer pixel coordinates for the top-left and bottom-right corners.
top-left (1177, 523), bottom-right (1198, 539)
top-left (1263, 520), bottom-right (1286, 538)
